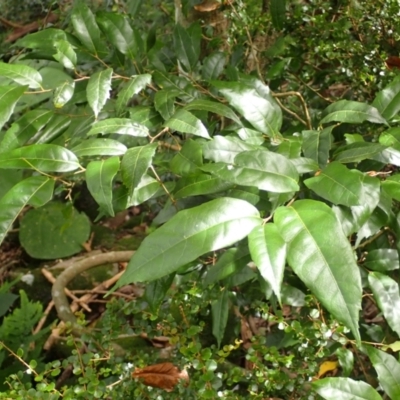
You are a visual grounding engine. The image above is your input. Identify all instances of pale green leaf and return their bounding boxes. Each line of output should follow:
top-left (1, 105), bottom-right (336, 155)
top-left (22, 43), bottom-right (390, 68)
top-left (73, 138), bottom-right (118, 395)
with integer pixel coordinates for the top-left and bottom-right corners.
top-left (87, 118), bottom-right (149, 137)
top-left (71, 138), bottom-right (127, 156)
top-left (274, 200), bottom-right (362, 341)
top-left (0, 62), bottom-right (42, 89)
top-left (115, 197), bottom-right (261, 285)
top-left (372, 75), bottom-right (400, 121)
top-left (86, 68), bottom-right (113, 118)
top-left (53, 39), bottom-right (77, 69)
top-left (53, 81), bottom-right (75, 109)
top-left (165, 109), bottom-right (210, 139)
top-left (364, 249), bottom-right (399, 272)
top-left (0, 85), bottom-right (27, 131)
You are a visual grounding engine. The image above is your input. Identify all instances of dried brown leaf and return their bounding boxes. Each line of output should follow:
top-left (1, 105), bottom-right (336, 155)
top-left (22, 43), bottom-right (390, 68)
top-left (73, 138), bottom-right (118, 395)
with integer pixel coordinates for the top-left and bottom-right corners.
top-left (132, 362), bottom-right (189, 392)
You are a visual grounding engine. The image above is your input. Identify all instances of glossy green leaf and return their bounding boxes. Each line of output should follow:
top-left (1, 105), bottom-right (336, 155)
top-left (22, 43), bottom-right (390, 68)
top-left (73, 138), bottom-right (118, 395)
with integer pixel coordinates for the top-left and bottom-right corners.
top-left (312, 377), bottom-right (383, 400)
top-left (382, 174), bottom-right (400, 201)
top-left (290, 157), bottom-right (319, 174)
top-left (321, 100), bottom-right (387, 125)
top-left (0, 144), bottom-right (80, 172)
top-left (372, 75), bottom-right (400, 121)
top-left (173, 22), bottom-right (201, 71)
top-left (121, 143), bottom-right (158, 191)
top-left (368, 272), bottom-right (400, 336)
top-left (211, 80), bottom-right (282, 142)
top-left (365, 249), bottom-right (399, 272)
top-left (0, 109), bottom-right (53, 153)
top-left (87, 118), bottom-right (149, 137)
top-left (33, 114), bottom-right (71, 145)
top-left (270, 0), bottom-right (286, 30)
top-left (274, 200), bottom-right (362, 341)
top-left (128, 175), bottom-right (161, 207)
top-left (202, 52), bottom-right (226, 80)
top-left (203, 245), bottom-right (250, 286)
top-left (334, 142), bottom-right (386, 163)
top-left (144, 273), bottom-right (175, 313)
top-left (249, 223), bottom-right (286, 304)
top-left (0, 176), bottom-right (54, 246)
top-left (212, 289), bottom-right (229, 348)
top-left (71, 138), bottom-right (127, 156)
top-left (53, 81), bottom-right (75, 108)
top-left (184, 99), bottom-right (242, 125)
top-left (332, 174), bottom-right (380, 236)
top-left (0, 62), bottom-right (42, 89)
top-left (304, 162), bottom-right (364, 206)
top-left (281, 285), bottom-right (305, 307)
top-left (53, 39), bottom-right (77, 69)
top-left (302, 127), bottom-right (333, 168)
top-left (379, 127), bottom-right (400, 150)
top-left (373, 147), bottom-right (400, 167)
top-left (174, 174), bottom-right (233, 199)
top-left (202, 149), bottom-right (299, 193)
top-left (86, 68), bottom-right (113, 118)
top-left (165, 109), bottom-right (210, 139)
top-left (0, 85), bottom-right (27, 131)
top-left (71, 0), bottom-right (104, 55)
top-left (170, 139), bottom-right (202, 176)
top-left (115, 197), bottom-right (261, 285)
top-left (363, 345), bottom-right (400, 399)
top-left (97, 12), bottom-right (135, 57)
top-left (203, 135), bottom-right (257, 164)
top-left (336, 348), bottom-right (354, 377)
top-left (154, 89), bottom-right (179, 120)
top-left (14, 28), bottom-right (66, 49)
top-left (86, 157), bottom-right (120, 217)
top-left (130, 106), bottom-right (163, 129)
top-left (116, 74), bottom-right (152, 116)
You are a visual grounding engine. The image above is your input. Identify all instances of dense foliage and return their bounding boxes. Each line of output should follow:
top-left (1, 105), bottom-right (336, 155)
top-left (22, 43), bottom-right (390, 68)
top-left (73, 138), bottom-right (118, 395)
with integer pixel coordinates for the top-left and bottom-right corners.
top-left (2, 0), bottom-right (400, 399)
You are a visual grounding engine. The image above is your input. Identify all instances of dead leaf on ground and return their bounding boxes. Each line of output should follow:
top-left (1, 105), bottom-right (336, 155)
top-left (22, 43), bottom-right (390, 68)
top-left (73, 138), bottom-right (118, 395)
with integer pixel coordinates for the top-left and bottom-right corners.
top-left (132, 362), bottom-right (189, 392)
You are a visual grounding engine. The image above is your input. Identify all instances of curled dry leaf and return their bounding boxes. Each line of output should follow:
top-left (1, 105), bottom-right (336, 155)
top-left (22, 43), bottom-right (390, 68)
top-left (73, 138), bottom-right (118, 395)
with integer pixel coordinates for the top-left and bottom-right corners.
top-left (132, 362), bottom-right (189, 392)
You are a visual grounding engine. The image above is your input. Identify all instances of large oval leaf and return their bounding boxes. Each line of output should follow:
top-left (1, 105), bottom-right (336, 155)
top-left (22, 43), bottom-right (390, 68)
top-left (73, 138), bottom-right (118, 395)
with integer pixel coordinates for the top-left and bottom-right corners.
top-left (248, 223), bottom-right (286, 304)
top-left (115, 197), bottom-right (261, 285)
top-left (86, 68), bottom-right (113, 118)
top-left (368, 271), bottom-right (400, 337)
top-left (312, 377), bottom-right (383, 400)
top-left (0, 144), bottom-right (80, 172)
top-left (0, 176), bottom-right (54, 246)
top-left (304, 162), bottom-right (364, 206)
top-left (274, 200), bottom-right (362, 341)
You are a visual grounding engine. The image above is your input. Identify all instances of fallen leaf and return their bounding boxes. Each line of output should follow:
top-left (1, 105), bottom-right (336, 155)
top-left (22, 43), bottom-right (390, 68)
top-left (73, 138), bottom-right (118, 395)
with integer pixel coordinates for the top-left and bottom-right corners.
top-left (132, 362), bottom-right (189, 392)
top-left (386, 55), bottom-right (400, 69)
top-left (316, 360), bottom-right (339, 379)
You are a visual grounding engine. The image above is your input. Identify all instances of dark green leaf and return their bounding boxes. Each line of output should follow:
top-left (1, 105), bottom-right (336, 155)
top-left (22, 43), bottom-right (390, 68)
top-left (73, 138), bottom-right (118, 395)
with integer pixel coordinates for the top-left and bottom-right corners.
top-left (202, 52), bottom-right (226, 80)
top-left (115, 198), bottom-right (261, 285)
top-left (144, 273), bottom-right (175, 313)
top-left (372, 75), bottom-right (400, 121)
top-left (154, 89), bottom-right (179, 120)
top-left (365, 249), bottom-right (399, 272)
top-left (302, 127), bottom-right (333, 168)
top-left (0, 85), bottom-right (27, 131)
top-left (211, 289), bottom-right (229, 348)
top-left (275, 200), bottom-right (362, 341)
top-left (270, 0), bottom-right (286, 30)
top-left (14, 28), bottom-right (66, 49)
top-left (173, 23), bottom-right (201, 71)
top-left (334, 142), bottom-right (386, 163)
top-left (170, 139), bottom-right (203, 176)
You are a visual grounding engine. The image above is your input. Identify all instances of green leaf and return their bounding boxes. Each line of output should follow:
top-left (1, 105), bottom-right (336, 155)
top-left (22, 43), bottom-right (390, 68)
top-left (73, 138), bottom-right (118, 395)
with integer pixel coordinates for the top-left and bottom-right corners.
top-left (116, 74), bottom-right (152, 116)
top-left (0, 109), bottom-right (53, 153)
top-left (0, 176), bottom-right (54, 246)
top-left (249, 223), bottom-right (286, 304)
top-left (0, 85), bottom-right (27, 131)
top-left (0, 62), bottom-right (42, 89)
top-left (144, 273), bottom-right (175, 313)
top-left (365, 249), bottom-right (399, 272)
top-left (130, 106), bottom-right (163, 130)
top-left (184, 99), bottom-right (242, 125)
top-left (34, 114), bottom-right (71, 145)
top-left (382, 174), bottom-right (400, 201)
top-left (0, 144), bottom-right (80, 172)
top-left (86, 68), bottom-right (113, 118)
top-left (170, 139), bottom-right (203, 176)
top-left (202, 149), bottom-right (299, 193)
top-left (204, 245), bottom-right (250, 286)
top-left (86, 156), bottom-right (120, 217)
top-left (336, 348), bottom-right (354, 377)
top-left (270, 0), bottom-right (286, 30)
top-left (320, 100), bottom-right (387, 125)
top-left (14, 28), bottom-right (67, 49)
top-left (302, 127), bottom-right (333, 168)
top-left (19, 202), bottom-right (91, 259)
top-left (211, 80), bottom-right (282, 143)
top-left (312, 377), bottom-right (383, 400)
top-left (71, 138), bottom-right (127, 156)
top-left (379, 127), bottom-right (400, 150)
top-left (87, 118), bottom-right (149, 137)
top-left (53, 81), bottom-right (75, 108)
top-left (165, 109), bottom-right (210, 139)
top-left (174, 174), bottom-right (233, 199)
top-left (304, 162), bottom-right (364, 206)
top-left (334, 142), bottom-right (386, 163)
top-left (115, 197), bottom-right (261, 285)
top-left (154, 89), bottom-right (179, 120)
top-left (71, 0), bottom-right (104, 55)
top-left (0, 293), bottom-right (18, 318)
top-left (97, 12), bottom-right (136, 57)
top-left (203, 135), bottom-right (257, 164)
top-left (212, 289), bottom-right (229, 348)
top-left (202, 52), bottom-right (226, 80)
top-left (372, 75), bottom-right (400, 121)
top-left (53, 39), bottom-right (77, 69)
top-left (173, 22), bottom-right (201, 71)
top-left (121, 143), bottom-right (158, 191)
top-left (274, 200), bottom-right (362, 341)
top-left (290, 157), bottom-right (319, 174)
top-left (363, 345), bottom-right (400, 399)
top-left (128, 175), bottom-right (162, 206)
top-left (368, 272), bottom-right (400, 337)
